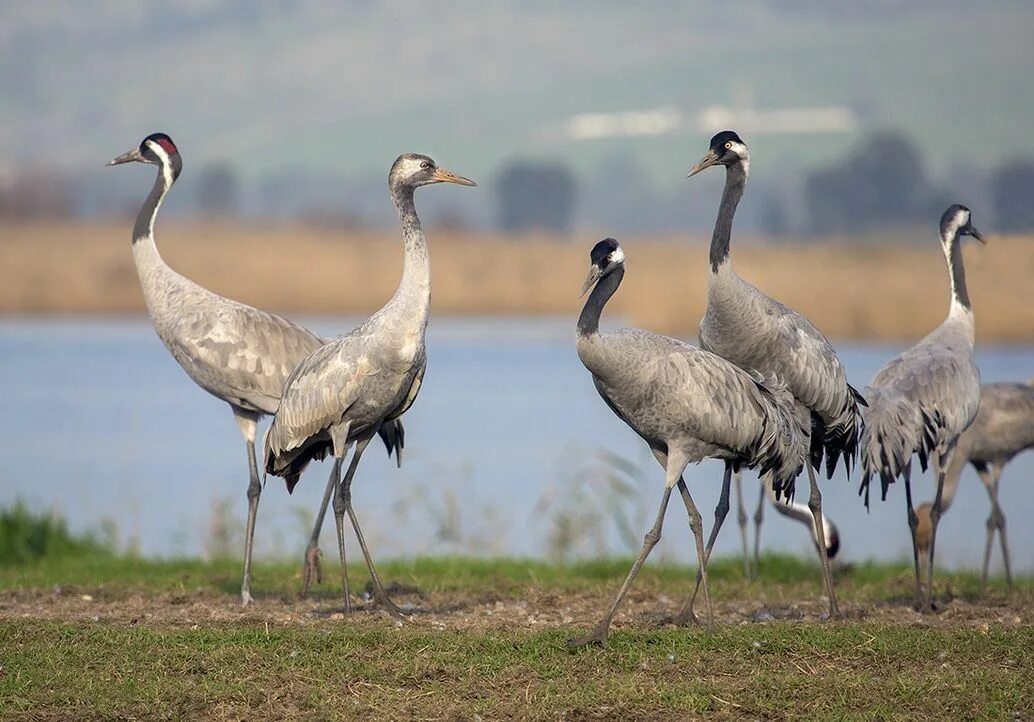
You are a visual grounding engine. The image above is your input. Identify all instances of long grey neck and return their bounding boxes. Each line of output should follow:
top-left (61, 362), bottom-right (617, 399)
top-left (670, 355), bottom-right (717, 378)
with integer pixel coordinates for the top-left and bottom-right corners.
top-left (390, 184), bottom-right (431, 315)
top-left (133, 162), bottom-right (174, 243)
top-left (709, 161), bottom-right (748, 273)
top-left (944, 231), bottom-right (971, 312)
top-left (578, 266), bottom-right (624, 337)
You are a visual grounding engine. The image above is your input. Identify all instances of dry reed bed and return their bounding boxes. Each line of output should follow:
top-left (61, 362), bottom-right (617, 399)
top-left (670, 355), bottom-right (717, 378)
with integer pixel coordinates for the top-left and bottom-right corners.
top-left (1, 220), bottom-right (1031, 342)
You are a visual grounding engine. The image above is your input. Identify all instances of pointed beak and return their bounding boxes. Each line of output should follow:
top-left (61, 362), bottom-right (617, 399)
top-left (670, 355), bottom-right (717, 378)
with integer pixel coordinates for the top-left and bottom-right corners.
top-left (966, 224), bottom-right (986, 244)
top-left (107, 148), bottom-right (143, 167)
top-left (579, 265), bottom-right (602, 297)
top-left (687, 148), bottom-right (721, 178)
top-left (432, 167), bottom-right (477, 186)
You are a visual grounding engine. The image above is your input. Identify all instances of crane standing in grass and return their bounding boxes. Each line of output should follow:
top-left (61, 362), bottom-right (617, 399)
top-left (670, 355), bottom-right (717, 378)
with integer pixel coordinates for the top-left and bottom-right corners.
top-left (859, 205), bottom-right (985, 611)
top-left (914, 380), bottom-right (1034, 590)
top-left (108, 133), bottom-right (403, 605)
top-left (265, 154), bottom-right (476, 614)
top-left (686, 131), bottom-right (865, 619)
top-left (569, 238), bottom-right (807, 649)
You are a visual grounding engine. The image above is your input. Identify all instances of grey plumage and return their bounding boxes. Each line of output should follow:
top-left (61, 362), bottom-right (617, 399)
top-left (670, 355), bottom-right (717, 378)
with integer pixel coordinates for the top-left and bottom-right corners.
top-left (916, 380), bottom-right (1034, 588)
top-left (264, 153), bottom-right (476, 614)
top-left (859, 203), bottom-right (985, 609)
top-left (108, 133), bottom-right (402, 606)
top-left (568, 238), bottom-right (807, 647)
top-left (687, 130), bottom-right (861, 617)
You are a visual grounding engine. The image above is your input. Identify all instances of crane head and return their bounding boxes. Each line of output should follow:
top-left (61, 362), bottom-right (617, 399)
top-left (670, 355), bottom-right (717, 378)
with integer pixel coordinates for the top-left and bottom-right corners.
top-left (939, 204), bottom-right (986, 245)
top-left (687, 130), bottom-right (749, 177)
top-left (389, 153), bottom-right (476, 189)
top-left (580, 237), bottom-right (624, 296)
top-left (107, 133), bottom-right (182, 180)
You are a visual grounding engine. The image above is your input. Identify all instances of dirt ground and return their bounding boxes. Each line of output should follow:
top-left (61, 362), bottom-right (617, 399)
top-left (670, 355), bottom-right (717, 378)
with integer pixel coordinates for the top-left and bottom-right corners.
top-left (2, 583), bottom-right (1026, 634)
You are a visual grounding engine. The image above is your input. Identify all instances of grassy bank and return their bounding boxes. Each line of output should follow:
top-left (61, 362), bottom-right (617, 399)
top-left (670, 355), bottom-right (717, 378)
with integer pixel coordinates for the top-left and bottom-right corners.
top-left (1, 554), bottom-right (1031, 720)
top-left (2, 220), bottom-right (1032, 342)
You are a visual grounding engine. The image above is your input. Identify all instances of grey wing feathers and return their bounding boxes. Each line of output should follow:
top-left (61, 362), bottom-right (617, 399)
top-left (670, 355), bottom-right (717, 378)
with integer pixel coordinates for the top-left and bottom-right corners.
top-left (169, 300), bottom-right (324, 414)
top-left (962, 382), bottom-right (1034, 462)
top-left (702, 282), bottom-right (863, 479)
top-left (858, 336), bottom-right (980, 507)
top-left (592, 331), bottom-right (807, 496)
top-left (768, 304), bottom-right (865, 479)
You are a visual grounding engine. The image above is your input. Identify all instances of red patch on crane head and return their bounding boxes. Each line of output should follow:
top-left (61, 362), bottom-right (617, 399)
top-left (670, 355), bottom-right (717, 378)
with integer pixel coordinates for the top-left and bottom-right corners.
top-left (143, 132), bottom-right (178, 157)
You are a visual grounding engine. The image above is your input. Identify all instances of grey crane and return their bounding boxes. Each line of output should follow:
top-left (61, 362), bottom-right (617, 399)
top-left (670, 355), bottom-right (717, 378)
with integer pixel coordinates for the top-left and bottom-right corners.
top-left (859, 204), bottom-right (985, 611)
top-left (687, 130), bottom-right (865, 619)
top-left (107, 132), bottom-right (403, 605)
top-left (913, 380), bottom-right (1034, 590)
top-left (264, 153), bottom-right (475, 614)
top-left (734, 471), bottom-right (841, 579)
top-left (569, 238), bottom-right (808, 649)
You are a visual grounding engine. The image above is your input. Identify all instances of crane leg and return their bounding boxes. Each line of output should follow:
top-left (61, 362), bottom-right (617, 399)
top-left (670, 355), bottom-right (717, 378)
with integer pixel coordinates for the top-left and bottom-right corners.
top-left (733, 470), bottom-right (749, 578)
top-left (674, 464), bottom-right (733, 626)
top-left (300, 468), bottom-right (336, 598)
top-left (924, 455), bottom-right (951, 613)
top-left (806, 463), bottom-right (840, 618)
top-left (752, 477), bottom-right (765, 581)
top-left (567, 486), bottom-right (672, 650)
top-left (992, 466), bottom-right (1014, 589)
top-left (980, 465), bottom-right (1013, 590)
top-left (328, 456), bottom-right (352, 612)
top-left (340, 438), bottom-right (406, 619)
top-left (902, 463), bottom-right (924, 608)
top-left (676, 477), bottom-right (715, 627)
top-left (977, 467), bottom-right (995, 591)
top-left (235, 411), bottom-right (261, 607)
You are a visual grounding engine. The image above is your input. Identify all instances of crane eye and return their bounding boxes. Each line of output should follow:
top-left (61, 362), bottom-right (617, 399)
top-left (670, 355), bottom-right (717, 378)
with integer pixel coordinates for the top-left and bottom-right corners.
top-left (725, 141), bottom-right (732, 149)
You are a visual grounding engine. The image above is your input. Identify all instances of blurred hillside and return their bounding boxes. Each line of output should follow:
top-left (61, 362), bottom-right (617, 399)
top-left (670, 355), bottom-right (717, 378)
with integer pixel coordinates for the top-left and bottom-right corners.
top-left (1, 1), bottom-right (1033, 233)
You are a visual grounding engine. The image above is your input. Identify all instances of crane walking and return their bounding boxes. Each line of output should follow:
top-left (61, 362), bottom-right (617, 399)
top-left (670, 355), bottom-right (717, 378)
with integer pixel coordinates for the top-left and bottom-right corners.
top-left (569, 238), bottom-right (807, 649)
top-left (859, 205), bottom-right (985, 611)
top-left (265, 154), bottom-right (475, 615)
top-left (686, 131), bottom-right (865, 618)
top-left (108, 133), bottom-right (402, 605)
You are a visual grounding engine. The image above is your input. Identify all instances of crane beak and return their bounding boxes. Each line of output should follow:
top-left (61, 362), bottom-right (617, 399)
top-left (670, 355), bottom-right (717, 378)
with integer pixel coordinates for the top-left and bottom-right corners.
top-left (432, 167), bottom-right (477, 186)
top-left (107, 148), bottom-right (144, 166)
top-left (687, 148), bottom-right (720, 178)
top-left (965, 224), bottom-right (986, 244)
top-left (579, 265), bottom-right (602, 297)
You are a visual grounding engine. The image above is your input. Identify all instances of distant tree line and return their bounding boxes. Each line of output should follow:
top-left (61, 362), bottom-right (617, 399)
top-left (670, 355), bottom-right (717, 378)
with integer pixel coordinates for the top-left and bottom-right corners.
top-left (3, 135), bottom-right (1034, 237)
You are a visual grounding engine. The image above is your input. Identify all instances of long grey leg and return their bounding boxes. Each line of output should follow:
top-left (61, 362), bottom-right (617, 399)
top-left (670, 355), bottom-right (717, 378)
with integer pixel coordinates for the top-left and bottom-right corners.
top-left (676, 478), bottom-right (714, 627)
top-left (340, 437), bottom-right (406, 618)
top-left (328, 456), bottom-right (350, 610)
top-left (806, 462), bottom-right (840, 618)
top-left (300, 469), bottom-right (337, 597)
top-left (567, 486), bottom-right (673, 650)
top-left (675, 464), bottom-right (733, 625)
top-left (901, 462), bottom-right (924, 607)
top-left (733, 470), bottom-right (749, 578)
top-left (977, 466), bottom-right (996, 591)
top-left (234, 410), bottom-right (261, 607)
top-left (925, 451), bottom-right (952, 612)
top-left (991, 466), bottom-right (1013, 589)
top-left (980, 465), bottom-right (1012, 590)
top-left (752, 477), bottom-right (766, 580)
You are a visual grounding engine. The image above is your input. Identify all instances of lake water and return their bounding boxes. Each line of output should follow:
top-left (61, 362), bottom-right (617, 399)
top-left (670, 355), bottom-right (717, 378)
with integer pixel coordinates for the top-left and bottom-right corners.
top-left (1, 317), bottom-right (1031, 572)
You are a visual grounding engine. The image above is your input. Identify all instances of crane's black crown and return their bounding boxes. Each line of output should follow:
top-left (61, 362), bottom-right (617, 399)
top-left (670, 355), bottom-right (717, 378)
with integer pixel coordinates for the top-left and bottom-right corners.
top-left (709, 130), bottom-right (745, 153)
top-left (140, 132), bottom-right (179, 161)
top-left (589, 238), bottom-right (621, 267)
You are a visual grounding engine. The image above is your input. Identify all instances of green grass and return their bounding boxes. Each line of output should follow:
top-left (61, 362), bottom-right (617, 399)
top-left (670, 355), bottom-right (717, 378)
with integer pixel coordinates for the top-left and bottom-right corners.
top-left (1, 553), bottom-right (1031, 720)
